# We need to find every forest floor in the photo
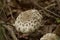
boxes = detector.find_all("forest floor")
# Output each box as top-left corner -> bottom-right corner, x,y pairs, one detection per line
0,0 -> 60,40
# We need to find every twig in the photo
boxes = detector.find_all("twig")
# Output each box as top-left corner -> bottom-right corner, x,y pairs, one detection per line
39,10 -> 56,18
2,24 -> 18,40
2,28 -> 12,40
53,24 -> 60,36
55,0 -> 60,10
31,0 -> 60,18
45,3 -> 56,9
5,4 -> 16,23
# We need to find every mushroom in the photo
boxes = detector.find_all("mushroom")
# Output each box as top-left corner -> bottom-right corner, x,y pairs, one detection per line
13,9 -> 43,34
40,33 -> 60,40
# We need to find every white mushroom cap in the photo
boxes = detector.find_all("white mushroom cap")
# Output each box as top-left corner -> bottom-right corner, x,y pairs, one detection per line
40,33 -> 60,40
14,9 -> 42,34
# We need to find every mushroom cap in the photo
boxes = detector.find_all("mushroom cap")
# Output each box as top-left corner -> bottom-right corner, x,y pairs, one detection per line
40,33 -> 60,40
14,9 -> 42,34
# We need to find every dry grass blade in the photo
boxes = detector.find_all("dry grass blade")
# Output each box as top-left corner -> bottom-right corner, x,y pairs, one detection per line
2,24 -> 18,40
45,3 -> 56,9
53,25 -> 60,36
31,0 -> 60,18
55,0 -> 60,10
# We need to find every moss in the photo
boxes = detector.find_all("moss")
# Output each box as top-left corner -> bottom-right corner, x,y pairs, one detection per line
0,24 -> 6,40
56,18 -> 60,23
